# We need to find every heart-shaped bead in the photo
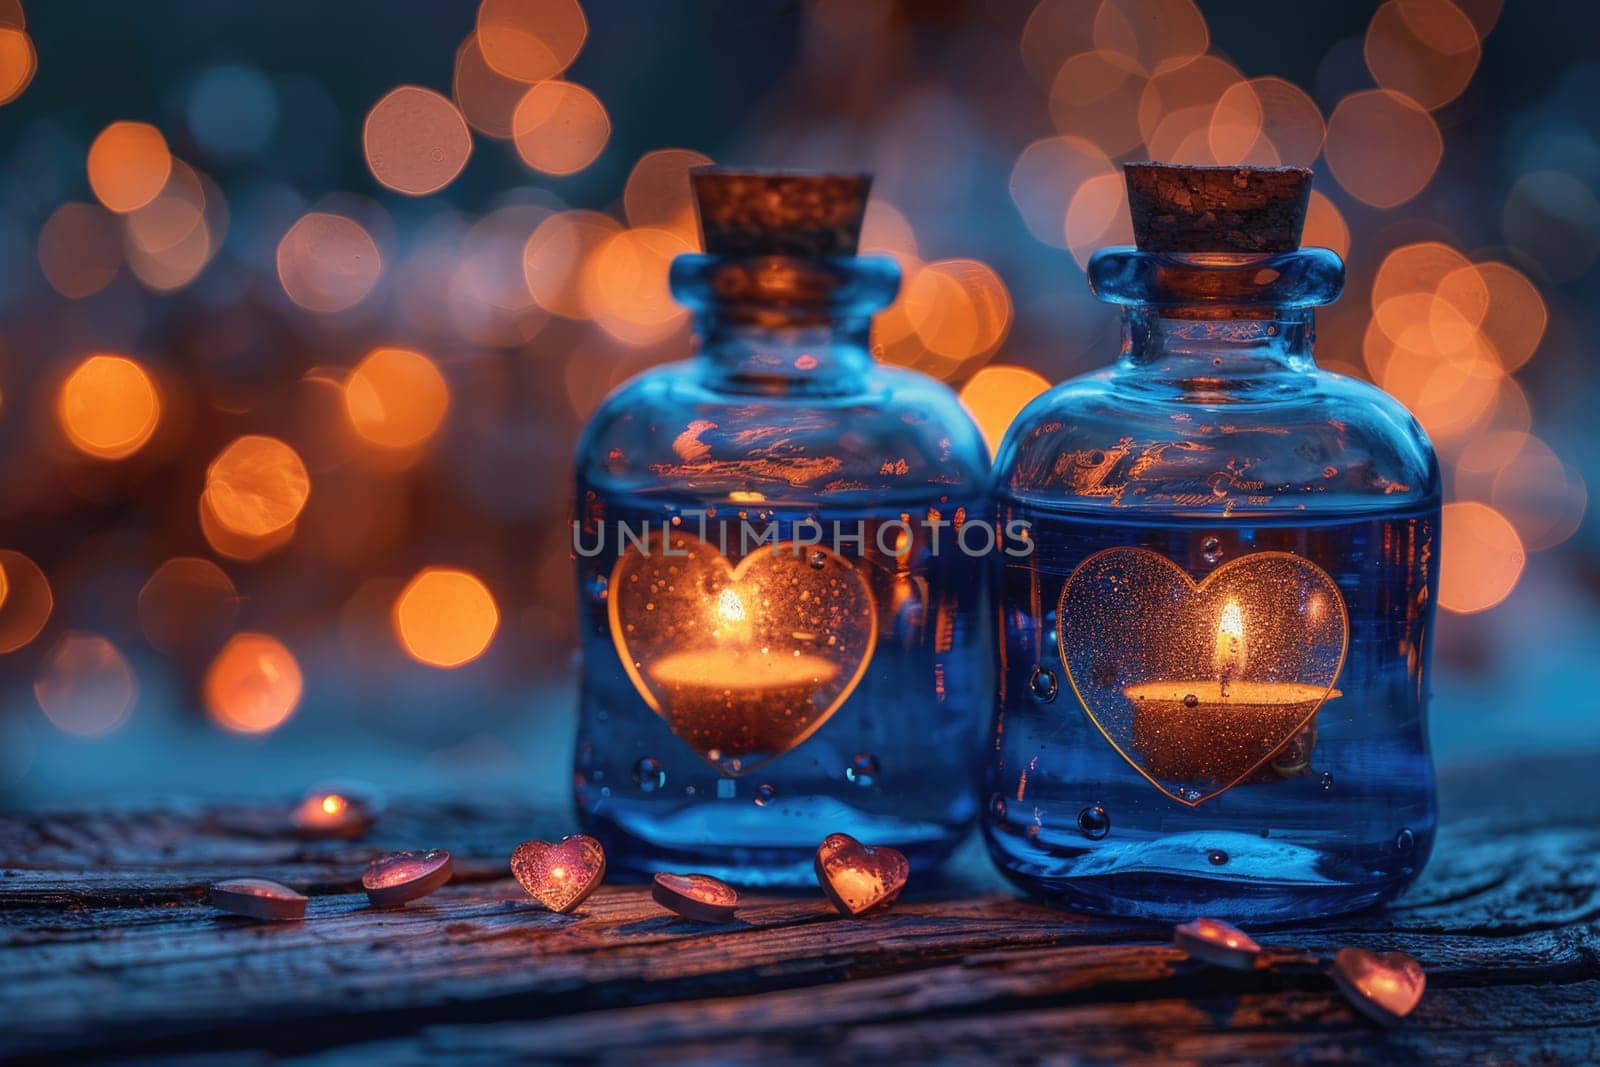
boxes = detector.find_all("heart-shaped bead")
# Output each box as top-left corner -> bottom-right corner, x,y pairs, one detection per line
209,877 -> 307,921
1330,947 -> 1426,1024
814,832 -> 908,916
510,835 -> 606,914
1059,547 -> 1347,805
363,849 -> 453,908
652,872 -> 739,923
609,531 -> 877,776
1173,917 -> 1261,971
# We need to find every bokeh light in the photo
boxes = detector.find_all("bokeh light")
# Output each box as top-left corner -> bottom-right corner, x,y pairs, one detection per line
1092,0 -> 1208,76
204,435 -> 311,537
1439,501 -> 1525,614
476,0 -> 587,83
56,354 -> 162,460
86,121 -> 172,215
344,347 -> 451,450
393,567 -> 499,668
1302,190 -> 1350,260
453,33 -> 527,140
276,212 -> 382,312
34,634 -> 137,738
581,226 -> 692,344
363,86 -> 472,197
623,148 -> 713,246
523,209 -> 620,318
138,557 -> 239,657
1324,90 -> 1441,208
38,202 -> 122,298
960,365 -> 1052,454
0,25 -> 36,106
0,550 -> 51,654
511,80 -> 609,176
204,632 -> 303,734
1364,0 -> 1481,111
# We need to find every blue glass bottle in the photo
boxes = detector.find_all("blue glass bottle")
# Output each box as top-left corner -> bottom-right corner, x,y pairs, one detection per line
984,165 -> 1440,923
573,171 -> 990,885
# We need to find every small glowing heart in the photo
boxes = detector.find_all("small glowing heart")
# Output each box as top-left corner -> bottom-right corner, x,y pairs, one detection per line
609,531 -> 876,776
1059,547 -> 1347,806
1330,947 -> 1426,1024
510,835 -> 606,914
814,832 -> 908,916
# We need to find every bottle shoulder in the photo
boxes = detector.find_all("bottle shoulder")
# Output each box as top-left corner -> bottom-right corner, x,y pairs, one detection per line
994,365 -> 1440,516
576,360 -> 990,503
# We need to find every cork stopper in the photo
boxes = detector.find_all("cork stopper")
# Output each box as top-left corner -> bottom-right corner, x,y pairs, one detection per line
1125,163 -> 1311,254
691,168 -> 871,258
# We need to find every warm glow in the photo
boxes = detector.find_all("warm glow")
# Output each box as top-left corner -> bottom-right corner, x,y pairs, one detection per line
204,435 -> 311,537
1213,598 -> 1247,680
523,210 -> 621,319
1092,0 -> 1209,76
1048,50 -> 1146,156
959,365 -> 1052,455
453,33 -> 528,140
1364,0 -> 1481,111
1325,90 -> 1442,208
138,557 -> 239,655
1439,501 -> 1524,614
0,27 -> 36,106
86,121 -> 172,214
581,226 -> 692,343
35,634 -> 137,738
904,259 -> 1013,372
393,567 -> 499,669
1065,170 -> 1133,268
363,85 -> 472,197
276,212 -> 382,312
623,148 -> 713,245
57,355 -> 161,460
204,632 -> 303,734
199,493 -> 297,561
511,80 -> 609,176
1010,135 -> 1116,250
476,0 -> 588,83
1440,261 -> 1546,371
716,587 -> 748,625
37,202 -> 122,298
1210,77 -> 1325,168
344,347 -> 451,449
123,162 -> 220,293
321,794 -> 346,816
0,550 -> 51,654
1302,190 -> 1350,261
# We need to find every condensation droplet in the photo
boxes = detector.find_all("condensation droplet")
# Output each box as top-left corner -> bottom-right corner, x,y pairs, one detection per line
1394,828 -> 1415,852
808,551 -> 827,570
1320,771 -> 1335,793
753,783 -> 776,806
1182,692 -> 1199,708
1202,536 -> 1222,564
1077,804 -> 1110,840
1208,849 -> 1229,866
632,756 -> 664,793
1030,667 -> 1058,702
847,753 -> 879,787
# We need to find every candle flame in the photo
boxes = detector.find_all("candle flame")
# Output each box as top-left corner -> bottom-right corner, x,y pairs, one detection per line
1213,598 -> 1247,686
320,794 -> 346,816
716,588 -> 746,624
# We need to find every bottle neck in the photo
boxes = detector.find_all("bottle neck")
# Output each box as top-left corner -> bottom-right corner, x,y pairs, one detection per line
1090,246 -> 1342,393
1121,307 -> 1316,375
670,253 -> 899,397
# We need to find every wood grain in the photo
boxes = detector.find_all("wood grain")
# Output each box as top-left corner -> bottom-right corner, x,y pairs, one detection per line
1,756 -> 1596,1064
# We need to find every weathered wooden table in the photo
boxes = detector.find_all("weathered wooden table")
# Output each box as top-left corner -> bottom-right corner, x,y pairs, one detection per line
3,752 -> 1597,1064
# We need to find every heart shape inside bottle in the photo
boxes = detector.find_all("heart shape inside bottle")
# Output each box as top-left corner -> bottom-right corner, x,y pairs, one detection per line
510,835 -> 606,914
609,530 -> 877,776
1330,947 -> 1426,1023
1059,547 -> 1347,806
814,832 -> 909,916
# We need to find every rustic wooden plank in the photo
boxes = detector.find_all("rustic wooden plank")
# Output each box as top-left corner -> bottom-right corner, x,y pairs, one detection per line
1,754 -> 1596,1063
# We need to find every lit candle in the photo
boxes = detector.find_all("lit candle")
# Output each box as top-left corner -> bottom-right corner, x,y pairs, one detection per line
1124,600 -> 1340,789
291,790 -> 376,839
641,585 -> 843,775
